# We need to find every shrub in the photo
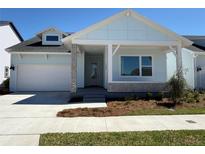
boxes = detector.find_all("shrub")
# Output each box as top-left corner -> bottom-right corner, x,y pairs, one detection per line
2,78 -> 9,89
182,90 -> 200,103
0,78 -> 10,94
155,92 -> 164,101
146,92 -> 153,100
167,71 -> 186,103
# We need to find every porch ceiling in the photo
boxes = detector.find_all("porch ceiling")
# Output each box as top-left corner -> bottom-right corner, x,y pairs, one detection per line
79,45 -> 105,53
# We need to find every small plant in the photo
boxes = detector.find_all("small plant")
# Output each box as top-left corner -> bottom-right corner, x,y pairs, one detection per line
167,70 -> 186,103
146,92 -> 153,100
124,94 -> 137,101
155,92 -> 164,101
182,90 -> 200,103
0,78 -> 10,94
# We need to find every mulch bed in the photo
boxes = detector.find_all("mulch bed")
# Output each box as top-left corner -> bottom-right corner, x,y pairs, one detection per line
57,98 -> 205,117
57,100 -> 157,117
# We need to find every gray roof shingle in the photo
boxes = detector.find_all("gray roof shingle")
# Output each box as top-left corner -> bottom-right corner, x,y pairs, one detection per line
6,36 -> 70,53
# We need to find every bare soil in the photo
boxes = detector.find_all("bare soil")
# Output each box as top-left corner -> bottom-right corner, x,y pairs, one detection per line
57,98 -> 205,117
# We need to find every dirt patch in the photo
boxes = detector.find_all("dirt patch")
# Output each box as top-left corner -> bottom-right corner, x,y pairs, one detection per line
57,100 -> 157,117
57,97 -> 205,117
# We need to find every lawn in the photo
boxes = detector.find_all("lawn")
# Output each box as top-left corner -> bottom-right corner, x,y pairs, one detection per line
39,130 -> 205,146
127,107 -> 205,115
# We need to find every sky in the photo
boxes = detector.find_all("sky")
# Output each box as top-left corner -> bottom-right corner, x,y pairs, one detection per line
0,8 -> 205,40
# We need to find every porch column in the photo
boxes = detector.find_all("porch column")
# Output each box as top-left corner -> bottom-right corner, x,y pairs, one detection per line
176,44 -> 183,76
71,44 -> 77,93
107,44 -> 113,83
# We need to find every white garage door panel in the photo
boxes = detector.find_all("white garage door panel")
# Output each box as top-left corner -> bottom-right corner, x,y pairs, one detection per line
17,65 -> 70,91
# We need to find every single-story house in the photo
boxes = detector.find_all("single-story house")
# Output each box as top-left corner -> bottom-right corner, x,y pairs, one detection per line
6,9 -> 205,97
0,21 -> 23,87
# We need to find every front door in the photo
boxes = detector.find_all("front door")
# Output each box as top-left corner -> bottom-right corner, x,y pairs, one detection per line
85,53 -> 103,87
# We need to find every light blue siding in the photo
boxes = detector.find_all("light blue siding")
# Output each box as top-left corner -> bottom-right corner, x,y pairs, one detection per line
76,16 -> 175,41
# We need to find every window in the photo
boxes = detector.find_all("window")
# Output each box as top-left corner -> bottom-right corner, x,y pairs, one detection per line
4,66 -> 9,78
91,63 -> 97,79
46,35 -> 59,41
121,56 -> 140,76
141,56 -> 152,76
120,56 -> 152,77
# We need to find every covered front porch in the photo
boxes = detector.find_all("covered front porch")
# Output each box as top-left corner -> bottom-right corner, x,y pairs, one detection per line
70,40 -> 183,93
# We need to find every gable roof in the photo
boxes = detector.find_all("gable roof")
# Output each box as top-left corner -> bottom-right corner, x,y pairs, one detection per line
6,36 -> 70,53
36,27 -> 69,38
0,21 -> 24,42
63,9 -> 193,47
184,35 -> 205,47
6,28 -> 72,53
184,35 -> 205,52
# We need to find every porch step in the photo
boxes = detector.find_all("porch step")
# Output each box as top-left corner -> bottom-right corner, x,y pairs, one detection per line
83,94 -> 106,102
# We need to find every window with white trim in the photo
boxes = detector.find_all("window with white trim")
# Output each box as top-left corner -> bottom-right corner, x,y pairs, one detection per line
46,35 -> 59,41
120,56 -> 152,77
121,56 -> 140,76
4,66 -> 9,78
141,56 -> 152,76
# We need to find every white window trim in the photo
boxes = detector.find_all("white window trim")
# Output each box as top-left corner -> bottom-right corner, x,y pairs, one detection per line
119,54 -> 153,78
141,56 -> 153,77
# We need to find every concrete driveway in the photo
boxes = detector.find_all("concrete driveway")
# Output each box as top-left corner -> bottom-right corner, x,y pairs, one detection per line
0,92 -> 107,145
1,92 -> 70,105
0,92 -> 107,118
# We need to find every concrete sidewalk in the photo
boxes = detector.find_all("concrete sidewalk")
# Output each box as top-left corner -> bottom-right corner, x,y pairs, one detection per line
0,115 -> 205,145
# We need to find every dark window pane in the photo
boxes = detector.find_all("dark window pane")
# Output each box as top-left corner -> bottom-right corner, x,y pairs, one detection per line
121,56 -> 139,76
142,67 -> 152,76
46,36 -> 59,41
91,63 -> 97,79
142,56 -> 152,66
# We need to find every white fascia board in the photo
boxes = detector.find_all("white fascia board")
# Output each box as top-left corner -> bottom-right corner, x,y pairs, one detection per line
9,52 -> 71,55
72,39 -> 180,46
193,52 -> 205,55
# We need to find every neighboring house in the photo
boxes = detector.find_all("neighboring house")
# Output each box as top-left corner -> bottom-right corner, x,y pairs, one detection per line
6,9 -> 205,94
184,36 -> 205,89
0,21 -> 23,87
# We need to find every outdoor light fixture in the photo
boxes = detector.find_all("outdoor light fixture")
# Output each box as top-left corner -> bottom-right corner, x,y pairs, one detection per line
10,65 -> 15,71
197,66 -> 202,72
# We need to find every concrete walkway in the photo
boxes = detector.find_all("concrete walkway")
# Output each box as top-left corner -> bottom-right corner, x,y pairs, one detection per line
0,93 -> 205,145
0,115 -> 205,145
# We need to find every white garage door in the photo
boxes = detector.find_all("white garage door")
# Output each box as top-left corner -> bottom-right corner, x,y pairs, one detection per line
17,64 -> 70,91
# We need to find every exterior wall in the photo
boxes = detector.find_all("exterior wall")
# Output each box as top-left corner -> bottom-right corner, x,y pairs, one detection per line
108,82 -> 167,92
166,48 -> 195,89
166,51 -> 176,81
77,52 -> 84,88
182,48 -> 195,89
0,25 -> 21,85
195,55 -> 205,89
112,46 -> 167,82
76,15 -> 174,41
104,47 -> 108,88
10,53 -> 71,91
